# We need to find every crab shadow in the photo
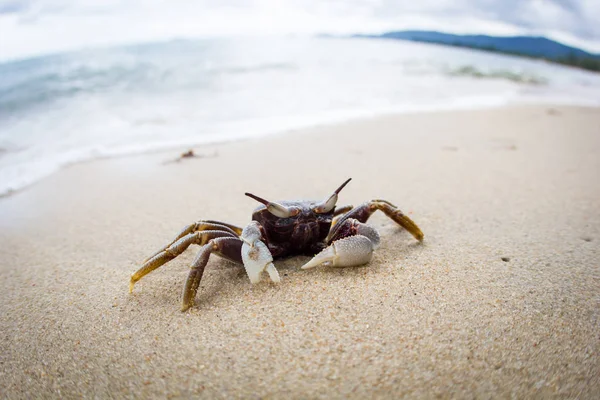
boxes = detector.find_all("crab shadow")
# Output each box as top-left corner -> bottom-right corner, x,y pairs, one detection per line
126,229 -> 425,312
204,232 -> 424,305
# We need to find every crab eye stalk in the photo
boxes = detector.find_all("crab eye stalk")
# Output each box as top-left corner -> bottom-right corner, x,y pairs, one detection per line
314,178 -> 352,214
245,192 -> 299,218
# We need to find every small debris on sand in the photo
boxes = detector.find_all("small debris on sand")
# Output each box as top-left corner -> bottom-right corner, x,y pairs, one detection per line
163,149 -> 218,165
180,150 -> 196,158
442,146 -> 459,151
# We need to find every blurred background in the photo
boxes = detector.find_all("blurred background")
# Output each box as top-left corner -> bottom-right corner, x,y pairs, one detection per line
1,0 -> 600,197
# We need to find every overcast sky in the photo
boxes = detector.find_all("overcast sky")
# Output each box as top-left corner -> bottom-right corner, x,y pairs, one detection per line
1,0 -> 600,62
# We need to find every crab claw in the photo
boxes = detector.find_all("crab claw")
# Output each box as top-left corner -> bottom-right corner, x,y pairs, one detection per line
301,235 -> 374,270
242,241 -> 280,284
241,222 -> 280,284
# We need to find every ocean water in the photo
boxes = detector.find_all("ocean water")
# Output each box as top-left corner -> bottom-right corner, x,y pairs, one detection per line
1,36 -> 600,196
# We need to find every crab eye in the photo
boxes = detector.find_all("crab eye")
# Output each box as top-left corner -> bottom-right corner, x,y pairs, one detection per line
245,192 -> 299,218
267,203 -> 300,218
314,178 -> 352,214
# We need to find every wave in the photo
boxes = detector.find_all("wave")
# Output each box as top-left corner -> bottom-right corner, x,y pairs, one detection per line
215,63 -> 296,75
0,46 -> 297,116
447,65 -> 549,85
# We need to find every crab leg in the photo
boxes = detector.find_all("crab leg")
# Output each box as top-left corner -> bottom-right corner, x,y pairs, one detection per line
130,230 -> 237,293
143,220 -> 242,263
202,220 -> 244,236
182,237 -> 243,311
328,199 -> 423,242
331,204 -> 354,227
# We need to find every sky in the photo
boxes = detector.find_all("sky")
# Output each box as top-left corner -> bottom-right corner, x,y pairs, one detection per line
1,0 -> 600,62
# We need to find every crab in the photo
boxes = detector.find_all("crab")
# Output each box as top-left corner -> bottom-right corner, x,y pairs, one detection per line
130,178 -> 424,311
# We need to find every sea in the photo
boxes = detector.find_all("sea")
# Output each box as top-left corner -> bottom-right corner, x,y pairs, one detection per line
1,36 -> 600,197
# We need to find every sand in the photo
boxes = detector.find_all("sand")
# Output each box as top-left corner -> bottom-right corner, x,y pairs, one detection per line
0,106 -> 599,398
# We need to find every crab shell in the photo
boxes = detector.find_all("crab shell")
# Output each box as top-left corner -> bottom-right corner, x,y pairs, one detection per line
250,200 -> 336,258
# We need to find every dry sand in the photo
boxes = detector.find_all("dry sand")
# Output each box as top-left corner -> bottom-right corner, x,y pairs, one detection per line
0,106 -> 599,398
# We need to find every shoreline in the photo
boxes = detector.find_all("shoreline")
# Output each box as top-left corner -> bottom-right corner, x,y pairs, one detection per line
2,102 -> 598,200
1,105 -> 599,398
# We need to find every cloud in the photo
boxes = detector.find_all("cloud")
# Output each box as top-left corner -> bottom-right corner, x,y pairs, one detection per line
0,0 -> 31,14
1,0 -> 599,62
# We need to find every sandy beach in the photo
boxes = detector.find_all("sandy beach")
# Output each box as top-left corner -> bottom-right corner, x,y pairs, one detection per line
0,106 -> 599,398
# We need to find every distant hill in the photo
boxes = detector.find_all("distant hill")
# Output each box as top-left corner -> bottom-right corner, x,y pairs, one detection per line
354,31 -> 600,72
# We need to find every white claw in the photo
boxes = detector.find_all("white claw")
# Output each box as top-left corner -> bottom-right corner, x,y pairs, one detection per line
301,235 -> 374,270
241,240 -> 279,284
266,263 -> 281,283
241,221 -> 262,246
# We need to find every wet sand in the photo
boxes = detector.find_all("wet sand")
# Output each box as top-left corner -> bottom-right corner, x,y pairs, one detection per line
1,106 -> 599,398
